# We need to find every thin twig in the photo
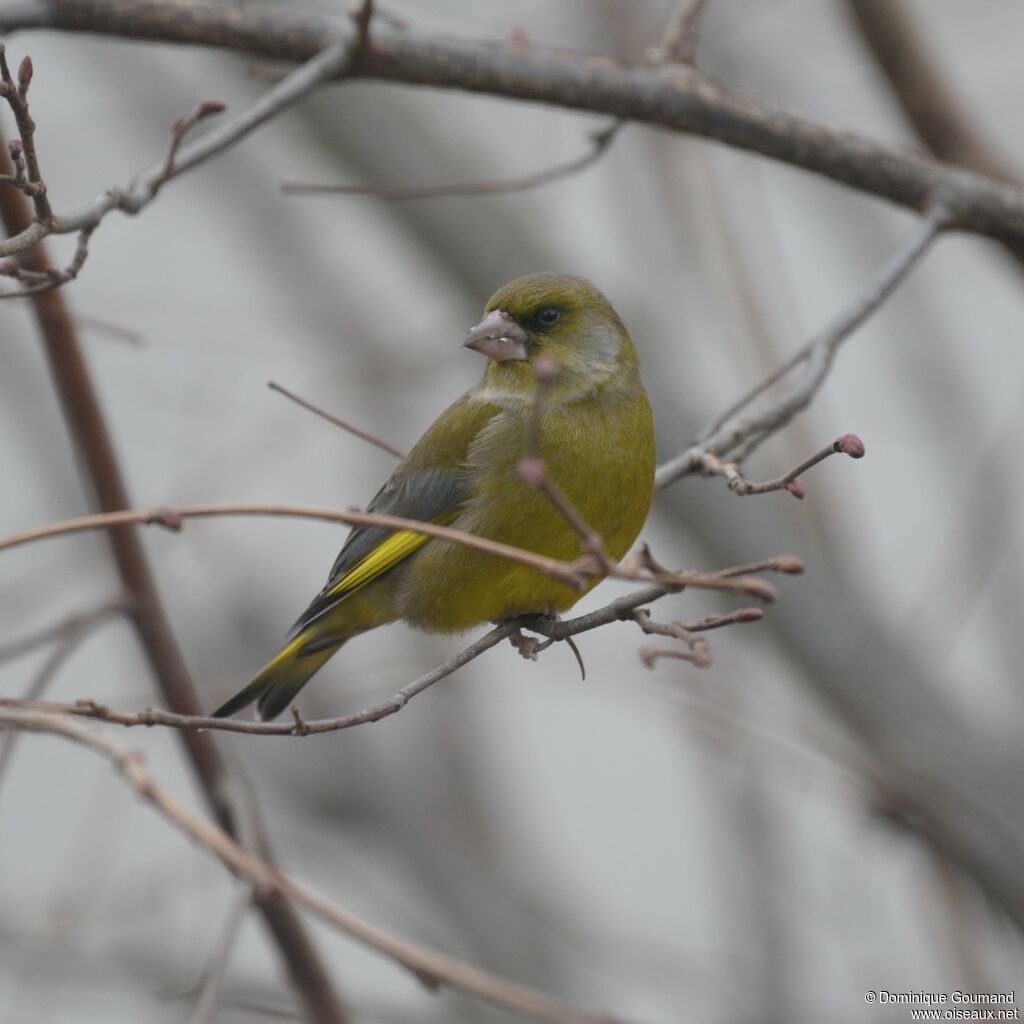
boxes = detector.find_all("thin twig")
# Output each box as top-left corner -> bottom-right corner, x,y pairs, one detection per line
517,357 -> 613,570
0,599 -> 126,791
0,501 -> 789,600
3,4 -> 1019,244
0,503 -> 587,589
281,123 -> 620,201
0,125 -> 350,1022
1,623 -> 517,736
187,881 -> 253,1024
653,0 -> 714,64
655,199 -> 948,491
268,380 -> 405,458
0,598 -> 128,664
632,608 -> 711,668
0,708 -> 627,1024
696,433 -> 866,499
0,44 -> 52,221
0,554 -> 799,737
0,32 -> 359,290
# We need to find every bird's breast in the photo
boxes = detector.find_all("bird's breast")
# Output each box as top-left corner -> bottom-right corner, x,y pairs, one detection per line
394,385 -> 655,633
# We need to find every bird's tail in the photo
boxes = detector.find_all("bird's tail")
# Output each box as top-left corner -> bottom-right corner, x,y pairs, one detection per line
213,631 -> 345,721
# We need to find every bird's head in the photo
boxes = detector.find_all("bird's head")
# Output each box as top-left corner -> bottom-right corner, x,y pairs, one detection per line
465,273 -> 639,400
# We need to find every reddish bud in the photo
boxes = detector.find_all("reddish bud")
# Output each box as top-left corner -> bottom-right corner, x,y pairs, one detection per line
639,647 -> 659,670
735,607 -> 765,623
17,55 -> 32,89
8,139 -> 22,158
532,355 -> 560,383
171,115 -> 186,135
0,260 -> 19,276
517,455 -> 546,488
775,555 -> 805,575
738,577 -> 778,602
834,433 -> 865,459
507,27 -> 529,48
197,99 -> 226,119
786,479 -> 806,500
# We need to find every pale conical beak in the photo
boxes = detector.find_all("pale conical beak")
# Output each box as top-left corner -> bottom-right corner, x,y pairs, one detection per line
463,309 -> 529,362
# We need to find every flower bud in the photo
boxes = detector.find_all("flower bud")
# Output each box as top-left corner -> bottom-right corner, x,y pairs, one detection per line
834,433 -> 865,458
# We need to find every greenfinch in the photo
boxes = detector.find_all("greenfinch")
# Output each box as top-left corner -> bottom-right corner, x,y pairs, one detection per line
214,273 -> 655,720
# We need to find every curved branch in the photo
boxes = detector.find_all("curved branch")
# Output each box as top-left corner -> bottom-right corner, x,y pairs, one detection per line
3,0 -> 1024,245
0,502 -> 783,600
0,708 -> 627,1024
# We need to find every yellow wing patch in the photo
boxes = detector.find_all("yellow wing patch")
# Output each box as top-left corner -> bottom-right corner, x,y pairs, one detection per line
325,528 -> 432,601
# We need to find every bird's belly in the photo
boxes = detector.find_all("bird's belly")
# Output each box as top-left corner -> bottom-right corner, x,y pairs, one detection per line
393,423 -> 654,633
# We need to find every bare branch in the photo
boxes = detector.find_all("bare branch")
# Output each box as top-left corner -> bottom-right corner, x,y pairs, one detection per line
653,0 -> 714,65
187,881 -> 253,1024
5,2 -> 1024,245
281,122 -> 620,201
0,553 -> 801,737
0,598 -> 126,791
0,44 -> 52,221
0,225 -> 93,298
0,122 -> 350,1023
0,708 -> 628,1024
268,380 -> 406,458
0,502 -> 791,601
655,200 -> 948,491
0,32 -> 359,289
632,608 -> 711,667
2,622 -> 516,736
0,598 -> 128,664
0,502 -> 588,590
696,432 -> 866,499
154,98 -> 227,189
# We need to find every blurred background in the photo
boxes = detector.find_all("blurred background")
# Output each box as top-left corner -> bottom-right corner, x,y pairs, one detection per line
2,1 -> 1024,1021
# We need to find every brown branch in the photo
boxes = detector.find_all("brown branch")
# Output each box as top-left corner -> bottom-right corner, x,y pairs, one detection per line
0,132 -> 349,1022
4,2 -> 1024,246
0,44 -> 52,221
3,622 -> 518,736
517,356 -> 614,572
0,708 -> 628,1024
632,608 -> 711,668
154,98 -> 227,188
0,554 -> 803,737
656,199 -> 947,491
0,501 -> 790,602
847,0 -> 1024,277
653,0 -> 714,65
696,432 -> 866,499
847,0 -> 1017,186
0,502 -> 588,590
0,224 -> 93,298
0,598 -> 126,791
0,598 -> 128,664
0,30 -> 359,290
268,380 -> 406,458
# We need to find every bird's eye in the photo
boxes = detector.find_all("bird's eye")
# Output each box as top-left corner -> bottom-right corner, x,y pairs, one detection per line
534,306 -> 561,327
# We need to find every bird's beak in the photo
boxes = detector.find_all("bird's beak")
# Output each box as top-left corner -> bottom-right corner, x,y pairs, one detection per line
463,309 -> 529,362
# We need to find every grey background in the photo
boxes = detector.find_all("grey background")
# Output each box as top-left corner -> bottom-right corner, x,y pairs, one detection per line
2,2 -> 1023,1022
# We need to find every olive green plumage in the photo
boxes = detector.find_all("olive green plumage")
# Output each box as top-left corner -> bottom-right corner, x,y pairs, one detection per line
214,273 -> 655,721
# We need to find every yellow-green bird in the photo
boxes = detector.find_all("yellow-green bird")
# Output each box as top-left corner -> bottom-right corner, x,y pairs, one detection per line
214,273 -> 655,720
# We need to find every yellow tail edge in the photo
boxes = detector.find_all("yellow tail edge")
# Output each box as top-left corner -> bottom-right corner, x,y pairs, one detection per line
212,631 -> 343,721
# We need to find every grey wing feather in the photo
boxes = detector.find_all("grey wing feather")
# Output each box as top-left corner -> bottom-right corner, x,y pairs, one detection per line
286,464 -> 468,638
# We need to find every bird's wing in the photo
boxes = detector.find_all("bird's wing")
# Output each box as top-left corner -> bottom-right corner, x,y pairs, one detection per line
288,392 -> 496,637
